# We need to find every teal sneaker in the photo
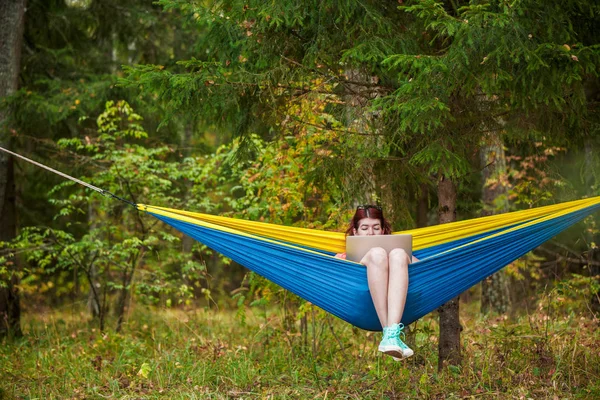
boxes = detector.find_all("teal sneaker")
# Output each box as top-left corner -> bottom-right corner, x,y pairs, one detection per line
378,323 -> 414,360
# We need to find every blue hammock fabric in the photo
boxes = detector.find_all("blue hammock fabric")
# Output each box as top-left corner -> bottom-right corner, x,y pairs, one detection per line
149,201 -> 600,331
2,146 -> 594,331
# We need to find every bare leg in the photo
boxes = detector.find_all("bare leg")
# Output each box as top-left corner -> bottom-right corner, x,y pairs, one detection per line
387,248 -> 410,325
362,247 -> 413,360
361,247 -> 389,327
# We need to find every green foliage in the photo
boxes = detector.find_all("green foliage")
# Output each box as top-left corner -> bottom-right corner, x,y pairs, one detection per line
0,0 -> 207,243
0,302 -> 598,398
1,100 -> 210,330
410,141 -> 471,178
123,0 -> 600,220
506,143 -> 567,208
2,0 -> 599,364
182,89 -> 381,322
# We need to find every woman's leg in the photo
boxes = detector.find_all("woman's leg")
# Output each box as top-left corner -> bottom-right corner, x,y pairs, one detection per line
387,248 -> 410,325
360,247 -> 389,327
363,247 -> 413,359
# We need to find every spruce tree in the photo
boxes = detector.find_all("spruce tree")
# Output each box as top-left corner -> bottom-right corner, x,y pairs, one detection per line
1,0 -> 203,329
112,0 -> 600,366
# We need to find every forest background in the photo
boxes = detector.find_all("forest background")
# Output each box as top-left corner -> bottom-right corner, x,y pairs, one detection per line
0,0 -> 599,398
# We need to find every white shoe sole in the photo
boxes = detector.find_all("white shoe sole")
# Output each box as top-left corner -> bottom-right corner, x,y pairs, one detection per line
378,345 -> 404,359
402,348 -> 414,358
378,345 -> 414,360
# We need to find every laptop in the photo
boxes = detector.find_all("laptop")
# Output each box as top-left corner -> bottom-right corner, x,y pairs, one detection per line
345,234 -> 412,263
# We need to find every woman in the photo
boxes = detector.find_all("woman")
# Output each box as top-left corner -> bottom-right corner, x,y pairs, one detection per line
337,205 -> 414,360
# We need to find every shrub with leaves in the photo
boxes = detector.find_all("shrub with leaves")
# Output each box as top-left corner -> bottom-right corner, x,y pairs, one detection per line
1,101 -> 208,331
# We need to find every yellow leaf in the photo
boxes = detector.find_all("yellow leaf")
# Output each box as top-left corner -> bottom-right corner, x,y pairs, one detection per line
137,362 -> 151,379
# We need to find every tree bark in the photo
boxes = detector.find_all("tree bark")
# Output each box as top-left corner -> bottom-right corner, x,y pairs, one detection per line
437,174 -> 461,369
583,78 -> 600,315
0,0 -> 26,339
0,155 -> 21,338
342,68 -> 377,202
480,131 -> 511,315
181,121 -> 194,255
87,202 -> 101,318
115,272 -> 129,333
416,183 -> 429,228
584,137 -> 600,314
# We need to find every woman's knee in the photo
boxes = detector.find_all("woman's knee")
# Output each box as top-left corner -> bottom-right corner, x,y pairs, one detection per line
389,248 -> 410,264
364,247 -> 388,265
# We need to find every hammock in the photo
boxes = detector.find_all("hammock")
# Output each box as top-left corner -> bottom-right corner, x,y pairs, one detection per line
138,197 -> 600,331
1,146 -> 597,331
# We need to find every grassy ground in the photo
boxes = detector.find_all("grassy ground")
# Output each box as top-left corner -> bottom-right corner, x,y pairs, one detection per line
1,300 -> 599,399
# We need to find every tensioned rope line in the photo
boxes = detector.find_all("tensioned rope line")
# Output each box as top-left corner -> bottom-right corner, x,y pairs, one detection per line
0,145 -> 138,208
3,146 -> 600,330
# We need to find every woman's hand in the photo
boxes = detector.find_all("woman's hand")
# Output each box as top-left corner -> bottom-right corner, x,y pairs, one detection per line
335,253 -> 347,259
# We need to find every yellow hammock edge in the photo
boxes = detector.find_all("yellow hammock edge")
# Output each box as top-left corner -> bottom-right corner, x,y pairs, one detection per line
138,196 -> 600,254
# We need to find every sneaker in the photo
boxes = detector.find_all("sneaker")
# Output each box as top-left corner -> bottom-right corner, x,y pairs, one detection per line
378,323 -> 414,360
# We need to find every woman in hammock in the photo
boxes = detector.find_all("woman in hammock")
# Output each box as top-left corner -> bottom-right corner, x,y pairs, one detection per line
337,205 -> 414,360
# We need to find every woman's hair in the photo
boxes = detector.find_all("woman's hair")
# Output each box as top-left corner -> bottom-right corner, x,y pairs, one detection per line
345,205 -> 392,236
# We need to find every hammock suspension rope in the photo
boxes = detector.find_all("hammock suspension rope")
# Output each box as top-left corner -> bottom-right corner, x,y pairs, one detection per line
0,145 -> 137,208
2,145 -> 599,331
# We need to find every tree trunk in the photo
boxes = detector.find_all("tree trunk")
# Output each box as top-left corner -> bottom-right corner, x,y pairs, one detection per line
583,78 -> 600,315
480,131 -> 511,315
584,137 -> 600,314
437,174 -> 461,369
0,0 -> 26,339
115,261 -> 134,333
87,202 -> 101,317
115,281 -> 128,333
181,121 -> 194,255
0,155 -> 21,338
416,183 -> 429,228
342,68 -> 377,202
115,251 -> 143,332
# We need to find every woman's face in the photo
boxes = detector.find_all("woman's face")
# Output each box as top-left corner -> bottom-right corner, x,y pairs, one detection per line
353,217 -> 383,236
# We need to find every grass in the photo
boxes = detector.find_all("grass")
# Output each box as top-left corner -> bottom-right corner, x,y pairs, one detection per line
1,299 -> 599,399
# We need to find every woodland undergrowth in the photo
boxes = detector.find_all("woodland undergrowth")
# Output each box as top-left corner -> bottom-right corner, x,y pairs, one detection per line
1,296 -> 598,399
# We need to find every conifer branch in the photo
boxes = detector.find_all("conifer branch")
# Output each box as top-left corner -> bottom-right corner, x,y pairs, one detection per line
279,55 -> 394,90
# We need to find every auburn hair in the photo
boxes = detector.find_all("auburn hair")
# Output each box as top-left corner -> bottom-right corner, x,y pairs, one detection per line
345,205 -> 392,236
